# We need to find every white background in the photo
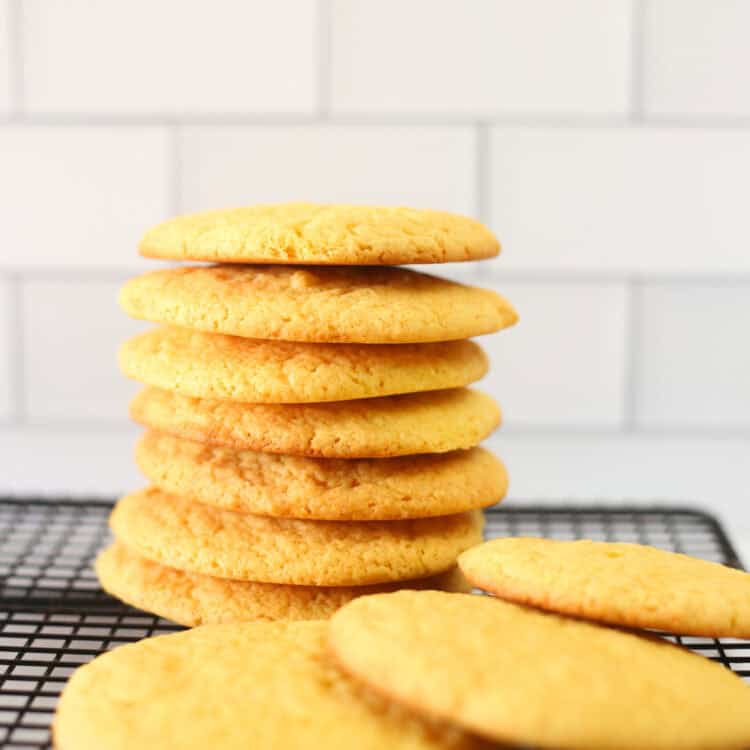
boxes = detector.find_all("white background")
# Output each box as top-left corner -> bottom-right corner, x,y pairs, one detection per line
1,1 -> 749,550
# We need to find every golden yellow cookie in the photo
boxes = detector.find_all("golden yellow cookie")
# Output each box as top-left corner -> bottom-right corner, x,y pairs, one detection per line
119,265 -> 517,344
120,326 -> 488,403
54,621 -> 482,750
96,542 -> 471,627
329,591 -> 750,750
110,488 -> 484,586
459,537 -> 750,638
135,431 -> 507,521
130,387 -> 500,458
139,202 -> 499,266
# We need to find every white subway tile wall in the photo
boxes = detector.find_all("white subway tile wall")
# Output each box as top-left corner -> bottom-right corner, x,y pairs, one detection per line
634,283 -> 750,429
0,279 -> 10,421
0,1 -> 10,114
0,127 -> 171,268
21,280 -> 147,422
21,0 -> 318,115
644,0 -> 750,118
0,428 -> 142,496
331,0 -> 633,116
179,126 -> 478,216
489,127 -> 750,274
490,433 -> 750,530
479,282 -> 629,427
1,1 -> 749,537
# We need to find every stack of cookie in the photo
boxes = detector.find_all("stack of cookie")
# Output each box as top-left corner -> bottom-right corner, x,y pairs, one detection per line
99,203 -> 518,626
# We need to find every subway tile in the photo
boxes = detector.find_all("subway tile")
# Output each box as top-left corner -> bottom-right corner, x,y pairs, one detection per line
179,125 -> 477,216
0,427 -> 141,496
491,432 -> 750,536
478,281 -> 628,427
0,127 -> 169,269
644,0 -> 750,118
489,128 -> 750,274
0,1 -> 10,114
0,279 -> 11,420
634,283 -> 750,428
22,280 -> 148,422
331,0 -> 632,116
22,0 -> 316,115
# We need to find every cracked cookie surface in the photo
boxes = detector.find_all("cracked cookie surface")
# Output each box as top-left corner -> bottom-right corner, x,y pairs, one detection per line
130,387 -> 501,458
119,326 -> 488,403
139,202 -> 499,265
329,591 -> 750,750
96,542 -> 471,626
110,488 -> 484,586
54,620 -> 483,750
136,431 -> 506,520
459,537 -> 750,638
119,264 -> 517,343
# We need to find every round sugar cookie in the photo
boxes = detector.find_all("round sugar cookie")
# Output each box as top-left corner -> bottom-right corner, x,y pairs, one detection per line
96,543 -> 471,627
329,591 -> 750,750
130,387 -> 501,458
54,620 -> 482,750
458,537 -> 750,638
135,431 -> 507,520
119,265 -> 517,344
110,488 -> 484,586
119,326 -> 489,403
139,202 -> 499,266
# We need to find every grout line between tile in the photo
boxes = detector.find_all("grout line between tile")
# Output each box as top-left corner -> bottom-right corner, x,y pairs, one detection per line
0,420 -> 138,433
493,424 -> 750,440
316,0 -> 333,118
0,113 -> 750,129
638,116 -> 750,129
0,113 -> 325,127
0,268 -> 145,282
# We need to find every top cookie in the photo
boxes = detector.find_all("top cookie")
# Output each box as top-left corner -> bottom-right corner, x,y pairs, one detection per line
119,265 -> 518,343
329,591 -> 750,750
459,537 -> 750,638
139,203 -> 499,265
54,621 -> 481,750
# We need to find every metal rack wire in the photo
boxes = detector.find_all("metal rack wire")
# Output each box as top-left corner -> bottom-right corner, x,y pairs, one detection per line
0,498 -> 748,749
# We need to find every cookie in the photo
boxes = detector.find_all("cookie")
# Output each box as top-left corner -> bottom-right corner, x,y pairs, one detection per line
96,542 -> 471,627
329,590 -> 750,750
119,265 -> 517,344
54,621 -> 482,750
139,202 -> 499,266
130,387 -> 500,458
120,327 -> 489,403
458,537 -> 750,638
110,488 -> 484,586
135,431 -> 507,520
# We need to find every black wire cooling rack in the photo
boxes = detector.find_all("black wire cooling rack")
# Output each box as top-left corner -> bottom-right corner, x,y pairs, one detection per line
0,498 -> 748,749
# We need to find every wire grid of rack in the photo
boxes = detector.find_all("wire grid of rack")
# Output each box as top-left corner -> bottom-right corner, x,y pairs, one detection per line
0,497 -> 748,749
